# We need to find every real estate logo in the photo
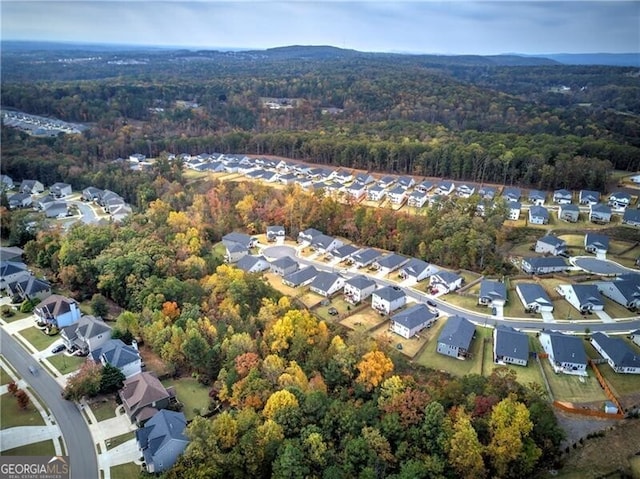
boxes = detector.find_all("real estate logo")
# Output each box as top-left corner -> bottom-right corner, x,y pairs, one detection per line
0,456 -> 69,479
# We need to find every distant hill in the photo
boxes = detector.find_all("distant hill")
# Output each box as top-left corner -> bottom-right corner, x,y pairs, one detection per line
537,53 -> 640,67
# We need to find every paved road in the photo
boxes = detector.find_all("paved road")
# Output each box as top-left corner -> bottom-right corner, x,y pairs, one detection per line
0,329 -> 98,479
263,245 -> 640,334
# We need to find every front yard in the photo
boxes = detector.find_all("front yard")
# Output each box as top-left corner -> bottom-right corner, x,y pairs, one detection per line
19,326 -> 59,351
1,440 -> 56,457
0,392 -> 45,429
47,354 -> 86,375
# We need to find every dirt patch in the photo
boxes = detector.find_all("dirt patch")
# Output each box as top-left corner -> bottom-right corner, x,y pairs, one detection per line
340,310 -> 386,332
369,322 -> 428,359
139,345 -> 171,378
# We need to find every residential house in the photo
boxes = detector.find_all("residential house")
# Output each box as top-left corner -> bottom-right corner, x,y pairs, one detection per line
43,201 -> 68,218
535,235 -> 567,256
391,304 -> 437,339
282,265 -> 318,288
82,186 -> 103,202
19,180 -> 44,194
584,233 -> 609,255
528,205 -> 549,225
269,256 -> 298,277
136,410 -> 189,473
515,283 -> 554,312
591,332 -> 640,374
5,275 -> 51,302
608,192 -> 631,209
309,271 -> 345,297
557,284 -> 605,313
579,190 -> 600,205
415,180 -> 434,193
435,181 -> 455,196
553,189 -> 572,204
350,248 -> 382,268
278,172 -> 297,185
631,330 -> 640,348
507,201 -> 521,220
50,182 -> 72,198
521,256 -> 569,275
387,185 -> 407,205
119,372 -> 175,425
224,243 -> 248,264
436,315 -> 475,360
0,174 -> 14,190
310,234 -> 344,254
378,176 -> 396,188
597,279 -> 640,310
367,184 -> 387,202
528,190 -> 546,205
558,204 -> 580,223
622,209 -> 640,227
0,246 -> 23,262
371,286 -> 406,315
36,194 -> 56,210
236,255 -> 270,274
330,244 -> 359,263
478,186 -> 496,200
430,271 -> 463,294
0,260 -> 29,290
494,326 -> 529,366
456,184 -> 475,198
92,339 -> 142,379
346,182 -> 367,201
399,258 -> 438,282
539,331 -> 588,375
61,315 -> 112,356
589,203 -> 612,224
297,228 -> 323,244
333,169 -> 353,183
478,280 -> 507,306
222,232 -> 255,249
373,253 -> 409,275
502,187 -> 521,203
343,275 -> 377,305
407,190 -> 428,208
353,173 -> 375,186
34,294 -> 81,329
8,192 -> 33,209
396,176 -> 415,189
266,226 -> 285,242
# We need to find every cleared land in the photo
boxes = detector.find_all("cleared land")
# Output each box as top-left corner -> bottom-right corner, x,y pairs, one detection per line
263,272 -> 299,297
369,320 -> 429,359
339,308 -> 387,332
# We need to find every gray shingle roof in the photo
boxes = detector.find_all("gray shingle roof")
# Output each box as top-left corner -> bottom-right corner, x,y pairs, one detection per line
136,410 -> 189,473
433,271 -> 462,285
585,233 -> 609,250
283,265 -> 318,286
375,253 -> 409,270
270,256 -> 298,270
392,304 -> 436,330
571,284 -> 604,308
352,248 -> 382,265
236,255 -> 268,272
529,205 -> 549,220
345,275 -> 376,290
310,271 -> 342,294
438,315 -> 475,350
222,232 -> 253,248
92,339 -> 140,368
495,326 -> 529,362
516,283 -> 552,307
523,256 -> 568,269
373,285 -> 406,302
591,332 -> 640,369
480,280 -> 507,302
332,244 -> 359,259
311,234 -> 337,250
546,332 -> 587,365
537,235 -> 566,248
401,258 -> 432,277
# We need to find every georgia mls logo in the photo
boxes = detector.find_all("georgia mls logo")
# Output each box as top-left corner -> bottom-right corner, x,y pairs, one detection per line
0,456 -> 69,479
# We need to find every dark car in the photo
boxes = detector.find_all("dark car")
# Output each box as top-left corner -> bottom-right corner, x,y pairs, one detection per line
51,344 -> 66,354
426,300 -> 437,308
328,307 -> 339,316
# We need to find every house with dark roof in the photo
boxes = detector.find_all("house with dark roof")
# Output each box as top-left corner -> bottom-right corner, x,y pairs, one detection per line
346,181 -> 367,201
535,235 -> 567,256
399,258 -> 438,282
371,286 -> 406,315
0,246 -> 23,262
591,332 -> 640,374
415,180 -> 434,193
429,271 -> 463,294
136,410 -> 189,473
224,242 -> 248,263
478,186 -> 496,200
91,339 -> 142,378
269,256 -> 298,277
407,190 -> 428,208
456,184 -> 475,198
367,184 -> 387,202
397,176 -> 415,189
553,189 -> 572,204
266,226 -> 285,242
343,275 -> 377,304
8,192 -> 33,209
503,187 -> 521,203
579,190 -> 600,206
19,180 -> 44,194
332,169 -> 353,184
589,203 -> 612,224
528,205 -> 549,225
34,294 -> 81,329
297,228 -> 323,244
0,174 -> 14,190
378,176 -> 396,188
61,315 -> 112,356
391,304 -> 437,339
330,244 -> 359,262
558,204 -> 580,223
436,315 -> 475,360
236,255 -> 270,274
608,191 -> 631,209
558,284 -> 605,313
597,279 -> 640,310
528,190 -> 546,205
222,232 -> 255,249
50,182 -> 72,198
0,260 -> 29,290
521,256 -> 569,275
282,265 -> 318,288
310,234 -> 344,254
507,201 -> 521,220
494,326 -> 529,366
353,173 -> 375,186
435,181 -> 455,196
515,283 -> 553,313
622,209 -> 640,227
350,248 -> 382,268
585,233 -> 609,255
373,253 -> 409,275
119,372 -> 175,425
82,186 -> 103,202
43,201 -> 68,218
540,331 -> 588,375
5,275 -> 51,302
387,185 -> 408,204
309,271 -> 345,297
478,280 -> 507,306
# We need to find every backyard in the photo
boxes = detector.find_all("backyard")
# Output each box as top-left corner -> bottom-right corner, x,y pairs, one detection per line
313,296 -> 353,322
339,308 -> 387,333
369,320 -> 431,359
481,334 -> 545,389
263,272 -> 299,297
540,359 -> 607,404
162,377 -> 211,420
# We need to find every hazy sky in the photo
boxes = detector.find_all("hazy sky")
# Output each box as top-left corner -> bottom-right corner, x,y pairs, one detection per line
2,1 -> 639,55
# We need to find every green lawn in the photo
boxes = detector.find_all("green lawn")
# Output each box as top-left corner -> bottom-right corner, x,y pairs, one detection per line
1,440 -> 56,456
1,309 -> 34,323
1,366 -> 13,386
315,296 -> 353,322
0,393 -> 45,429
111,462 -> 142,479
106,431 -> 135,450
19,326 -> 59,351
439,293 -> 486,314
162,377 -> 210,420
481,332 -> 545,389
540,360 -> 607,403
590,339 -> 640,397
48,354 -> 86,375
90,398 -> 119,422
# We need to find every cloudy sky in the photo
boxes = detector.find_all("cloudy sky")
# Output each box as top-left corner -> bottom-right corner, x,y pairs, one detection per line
2,1 -> 638,55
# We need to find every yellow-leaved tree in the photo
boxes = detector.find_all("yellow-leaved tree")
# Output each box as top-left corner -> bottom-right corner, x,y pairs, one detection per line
263,389 -> 300,420
355,350 -> 394,390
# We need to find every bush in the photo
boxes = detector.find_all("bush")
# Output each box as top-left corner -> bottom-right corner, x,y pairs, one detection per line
20,299 -> 35,313
1,306 -> 15,318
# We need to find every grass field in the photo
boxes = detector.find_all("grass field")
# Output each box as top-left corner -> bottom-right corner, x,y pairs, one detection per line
369,321 -> 428,359
0,366 -> 12,386
0,393 -> 45,429
339,308 -> 387,332
482,336 -> 545,389
90,397 -> 119,422
48,354 -> 86,375
439,293 -> 487,314
111,463 -> 142,479
1,310 -> 34,323
314,296 -> 352,322
106,431 -> 135,450
588,338 -> 640,397
19,326 -> 59,351
540,360 -> 607,404
162,377 -> 210,420
298,291 -> 325,308
263,272 -> 299,297
1,440 -> 56,456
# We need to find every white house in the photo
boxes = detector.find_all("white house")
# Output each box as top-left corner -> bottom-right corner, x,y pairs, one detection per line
236,255 -> 270,274
346,182 -> 367,201
350,248 -> 382,268
579,190 -> 600,205
553,189 -> 572,204
282,265 -> 318,288
430,271 -> 463,294
399,258 -> 438,282
584,233 -> 609,257
622,209 -> 640,227
435,181 -> 455,196
371,286 -> 406,315
50,182 -> 72,198
558,204 -> 580,223
330,244 -> 359,262
391,304 -> 437,339
34,294 -> 81,329
387,185 -> 407,204
608,192 -> 631,210
535,235 -> 567,256
310,234 -> 344,254
589,203 -> 612,224
597,280 -> 640,310
269,256 -> 298,276
507,202 -> 521,220
528,205 -> 549,225
309,271 -> 345,297
297,228 -> 323,244
407,190 -> 428,208
373,253 -> 409,275
493,326 -> 529,366
528,190 -> 546,205
631,330 -> 640,348
502,187 -> 521,203
539,331 -> 587,376
515,283 -> 554,313
343,275 -> 377,305
557,284 -> 605,313
436,315 -> 475,360
266,226 -> 285,243
591,332 -> 640,374
478,279 -> 507,306
521,256 -> 569,275
456,184 -> 475,198
367,184 -> 387,202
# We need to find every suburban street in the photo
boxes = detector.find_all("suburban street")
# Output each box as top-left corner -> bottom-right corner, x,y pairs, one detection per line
263,245 -> 640,334
0,329 -> 98,479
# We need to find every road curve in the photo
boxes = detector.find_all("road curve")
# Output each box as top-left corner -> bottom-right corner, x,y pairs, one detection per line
0,329 -> 98,479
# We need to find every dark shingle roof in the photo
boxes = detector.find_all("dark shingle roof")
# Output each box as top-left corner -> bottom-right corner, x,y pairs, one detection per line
283,265 -> 318,286
591,332 -> 640,369
345,275 -> 376,290
479,280 -> 507,301
516,283 -> 552,307
495,326 -> 529,362
546,332 -> 587,365
373,285 -> 406,302
392,304 -> 436,330
310,271 -> 342,293
438,315 -> 475,350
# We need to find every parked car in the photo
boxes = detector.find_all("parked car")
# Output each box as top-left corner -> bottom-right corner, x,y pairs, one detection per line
426,300 -> 437,308
51,344 -> 66,354
328,307 -> 339,316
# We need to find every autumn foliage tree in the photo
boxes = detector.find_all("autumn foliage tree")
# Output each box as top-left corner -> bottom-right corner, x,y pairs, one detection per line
64,361 -> 103,401
15,389 -> 30,410
355,350 -> 394,391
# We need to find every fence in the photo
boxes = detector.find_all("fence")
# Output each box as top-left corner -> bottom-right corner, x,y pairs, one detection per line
589,359 -> 624,413
553,400 -> 624,419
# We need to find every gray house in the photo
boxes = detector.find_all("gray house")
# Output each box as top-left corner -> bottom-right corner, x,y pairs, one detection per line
585,233 -> 609,255
61,315 -> 112,356
494,326 -> 529,366
479,280 -> 507,306
591,332 -> 640,374
269,256 -> 298,276
19,180 -> 44,194
539,331 -> 588,375
343,275 -> 378,305
579,190 -> 600,205
236,255 -> 270,274
521,256 -> 569,275
373,253 -> 409,275
597,279 -> 640,310
558,204 -> 580,223
282,265 -> 318,288
399,258 -> 438,282
515,283 -> 554,313
436,315 -> 475,360
309,271 -> 345,297
503,187 -> 521,202
91,339 -> 142,379
558,284 -> 605,313
310,234 -> 344,254
391,304 -> 437,339
8,192 -> 33,209
589,203 -> 613,224
330,244 -> 359,262
5,275 -> 51,302
266,225 -> 285,242
50,182 -> 72,198
350,248 -> 382,268
430,271 -> 463,293
43,201 -> 68,218
136,410 -> 189,474
535,235 -> 567,256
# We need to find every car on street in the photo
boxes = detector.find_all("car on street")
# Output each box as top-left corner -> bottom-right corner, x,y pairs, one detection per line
426,300 -> 437,307
51,344 -> 66,354
28,365 -> 38,375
